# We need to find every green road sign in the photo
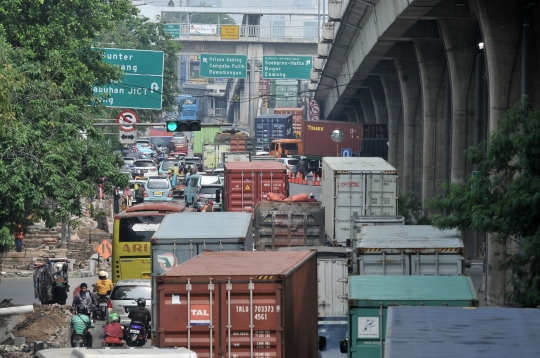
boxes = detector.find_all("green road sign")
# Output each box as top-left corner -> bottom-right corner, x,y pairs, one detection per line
262,55 -> 313,79
92,48 -> 164,110
92,74 -> 163,110
200,54 -> 247,78
164,24 -> 181,39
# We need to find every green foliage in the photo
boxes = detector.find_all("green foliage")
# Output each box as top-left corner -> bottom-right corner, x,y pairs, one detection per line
398,188 -> 431,225
427,102 -> 540,307
0,1 -> 133,239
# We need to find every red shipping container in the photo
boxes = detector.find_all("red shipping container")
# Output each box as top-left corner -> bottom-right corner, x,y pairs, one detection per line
302,120 -> 364,156
155,251 -> 318,358
229,137 -> 246,152
224,162 -> 289,212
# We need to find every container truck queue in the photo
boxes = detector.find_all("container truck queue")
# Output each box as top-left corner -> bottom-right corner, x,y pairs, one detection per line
100,123 -> 538,358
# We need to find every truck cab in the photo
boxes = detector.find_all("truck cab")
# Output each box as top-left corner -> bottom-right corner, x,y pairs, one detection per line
269,139 -> 303,158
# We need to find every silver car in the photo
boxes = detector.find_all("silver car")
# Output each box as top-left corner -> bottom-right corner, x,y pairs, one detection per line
107,279 -> 151,325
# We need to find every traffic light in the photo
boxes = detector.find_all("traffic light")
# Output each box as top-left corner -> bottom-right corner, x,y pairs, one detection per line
166,120 -> 201,132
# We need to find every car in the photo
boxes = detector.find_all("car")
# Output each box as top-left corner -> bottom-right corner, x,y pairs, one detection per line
212,168 -> 224,178
124,152 -> 139,161
144,176 -> 173,202
276,157 -> 300,174
158,159 -> 181,176
184,157 -> 203,173
132,160 -> 158,178
124,157 -> 136,166
106,279 -> 151,326
195,185 -> 223,211
255,146 -> 269,156
184,174 -> 222,207
120,164 -> 132,176
172,136 -> 188,154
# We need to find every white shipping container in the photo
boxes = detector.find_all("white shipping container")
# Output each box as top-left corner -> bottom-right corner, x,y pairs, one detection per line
355,225 -> 465,276
322,157 -> 398,245
202,144 -> 230,170
222,151 -> 250,163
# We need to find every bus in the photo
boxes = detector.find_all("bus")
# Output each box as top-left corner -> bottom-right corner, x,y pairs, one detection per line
112,202 -> 190,283
177,94 -> 199,120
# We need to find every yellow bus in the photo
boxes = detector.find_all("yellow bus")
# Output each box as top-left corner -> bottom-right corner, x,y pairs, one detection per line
112,202 -> 187,283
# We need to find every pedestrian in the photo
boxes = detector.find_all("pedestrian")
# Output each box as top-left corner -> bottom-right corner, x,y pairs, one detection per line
137,184 -> 145,204
308,192 -> 318,202
123,186 -> 133,207
113,186 -> 121,214
14,224 -> 23,253
52,262 -> 69,305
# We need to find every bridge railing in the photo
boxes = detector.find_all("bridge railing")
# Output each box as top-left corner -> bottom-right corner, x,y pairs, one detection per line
179,24 -> 318,39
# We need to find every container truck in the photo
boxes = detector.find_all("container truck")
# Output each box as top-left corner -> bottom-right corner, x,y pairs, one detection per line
202,144 -> 230,170
355,225 -> 465,276
253,201 -> 325,251
223,162 -> 289,212
154,251 -> 318,358
214,131 -> 255,152
321,157 -> 399,245
273,107 -> 304,137
192,124 -> 229,157
340,276 -> 478,358
255,114 -> 294,149
222,151 -> 251,164
250,155 -> 278,162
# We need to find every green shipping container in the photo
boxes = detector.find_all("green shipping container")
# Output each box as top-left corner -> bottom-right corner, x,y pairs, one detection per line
192,125 -> 223,156
345,276 -> 478,358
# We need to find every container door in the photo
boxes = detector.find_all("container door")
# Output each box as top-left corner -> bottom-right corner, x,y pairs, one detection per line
258,170 -> 288,206
203,145 -> 217,170
357,254 -> 409,275
219,281 -> 282,358
411,253 -> 464,276
227,169 -> 257,212
334,172 -> 367,244
365,173 -> 398,216
317,258 -> 348,317
350,307 -> 386,358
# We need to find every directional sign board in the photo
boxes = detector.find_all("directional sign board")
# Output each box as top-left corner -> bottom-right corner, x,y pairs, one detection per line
96,239 -> 112,260
200,54 -> 247,78
164,24 -> 181,39
262,55 -> 313,79
341,148 -> 352,157
119,132 -> 137,144
117,110 -> 139,132
92,48 -> 164,110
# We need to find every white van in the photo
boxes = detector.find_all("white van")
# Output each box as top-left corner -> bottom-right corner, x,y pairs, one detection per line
276,157 -> 299,174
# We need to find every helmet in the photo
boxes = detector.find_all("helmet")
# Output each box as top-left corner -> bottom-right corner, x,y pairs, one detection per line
309,192 -> 315,198
108,313 -> 120,323
136,297 -> 146,308
98,271 -> 108,279
76,304 -> 88,315
54,262 -> 63,270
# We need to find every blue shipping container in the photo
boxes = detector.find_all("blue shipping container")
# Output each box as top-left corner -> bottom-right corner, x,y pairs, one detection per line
255,114 -> 293,147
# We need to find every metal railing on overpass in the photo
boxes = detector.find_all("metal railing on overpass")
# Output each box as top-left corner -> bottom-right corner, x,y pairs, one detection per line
178,24 -> 318,40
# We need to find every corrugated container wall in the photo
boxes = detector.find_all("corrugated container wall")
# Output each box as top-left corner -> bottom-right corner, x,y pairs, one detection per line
229,137 -> 246,152
274,107 -> 304,137
322,157 -> 398,245
302,121 -> 363,157
254,201 -> 325,251
154,251 -> 318,358
360,139 -> 388,161
192,125 -> 223,155
255,114 -> 293,147
214,133 -> 255,152
222,151 -> 250,163
224,162 -> 289,212
362,124 -> 388,139
355,226 -> 464,276
202,144 -> 230,170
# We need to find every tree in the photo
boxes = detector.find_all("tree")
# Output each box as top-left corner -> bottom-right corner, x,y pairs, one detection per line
427,102 -> 540,307
0,0 -> 136,245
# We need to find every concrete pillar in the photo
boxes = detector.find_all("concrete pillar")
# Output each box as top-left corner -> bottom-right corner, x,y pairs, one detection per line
375,61 -> 403,178
438,19 -> 478,184
357,89 -> 377,124
348,98 -> 365,123
366,77 -> 389,125
343,107 -> 357,123
392,43 -> 423,195
414,39 -> 448,205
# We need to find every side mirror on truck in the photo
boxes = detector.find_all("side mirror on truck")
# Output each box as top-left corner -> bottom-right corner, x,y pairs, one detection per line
339,339 -> 348,354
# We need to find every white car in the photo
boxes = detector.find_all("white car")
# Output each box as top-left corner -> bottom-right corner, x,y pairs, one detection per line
132,160 -> 158,178
107,279 -> 151,326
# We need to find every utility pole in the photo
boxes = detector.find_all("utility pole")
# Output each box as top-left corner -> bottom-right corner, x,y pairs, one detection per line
250,57 -> 255,136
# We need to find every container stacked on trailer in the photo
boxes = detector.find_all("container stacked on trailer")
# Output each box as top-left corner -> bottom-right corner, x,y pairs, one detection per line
255,114 -> 294,150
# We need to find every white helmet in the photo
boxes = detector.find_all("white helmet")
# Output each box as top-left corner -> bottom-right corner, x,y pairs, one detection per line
54,262 -> 63,270
98,271 -> 108,278
309,192 -> 315,198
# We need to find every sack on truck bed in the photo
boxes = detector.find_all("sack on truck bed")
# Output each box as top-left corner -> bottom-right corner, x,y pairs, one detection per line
283,193 -> 309,202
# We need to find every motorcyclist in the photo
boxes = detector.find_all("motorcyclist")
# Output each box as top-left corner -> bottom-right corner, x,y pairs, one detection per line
72,283 -> 97,316
166,139 -> 176,154
128,297 -> 151,338
94,271 -> 114,298
103,313 -> 125,346
71,304 -> 94,347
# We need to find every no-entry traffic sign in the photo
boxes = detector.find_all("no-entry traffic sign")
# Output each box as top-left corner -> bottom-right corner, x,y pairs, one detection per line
117,110 -> 139,132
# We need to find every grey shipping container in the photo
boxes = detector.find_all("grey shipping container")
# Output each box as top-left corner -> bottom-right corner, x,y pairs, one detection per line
353,216 -> 404,239
251,155 -> 278,162
355,225 -> 464,276
385,306 -> 540,358
255,114 -> 293,147
222,151 -> 251,163
321,157 -> 399,245
254,201 -> 325,251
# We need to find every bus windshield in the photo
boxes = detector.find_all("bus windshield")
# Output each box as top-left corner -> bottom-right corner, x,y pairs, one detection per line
119,215 -> 164,242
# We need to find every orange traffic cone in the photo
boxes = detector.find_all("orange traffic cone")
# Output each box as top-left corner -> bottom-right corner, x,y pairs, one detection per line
297,172 -> 303,184
289,172 -> 294,183
303,174 -> 308,185
316,175 -> 321,186
311,175 -> 316,186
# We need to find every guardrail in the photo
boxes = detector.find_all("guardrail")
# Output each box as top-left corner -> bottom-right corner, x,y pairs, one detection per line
178,24 -> 318,39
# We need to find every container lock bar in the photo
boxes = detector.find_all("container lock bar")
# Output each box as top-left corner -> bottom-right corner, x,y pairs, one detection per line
219,240 -> 223,251
401,252 -> 405,276
203,240 -> 207,252
208,278 -> 214,358
226,279 -> 232,358
249,279 -> 255,358
186,279 -> 192,350
379,303 -> 384,358
189,241 -> 194,259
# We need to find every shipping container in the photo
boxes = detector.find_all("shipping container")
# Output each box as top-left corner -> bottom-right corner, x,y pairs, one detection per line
222,151 -> 251,164
192,125 -> 224,156
385,306 -> 540,358
355,225 -> 464,276
362,124 -> 388,139
322,157 -> 399,245
224,162 -> 289,212
250,155 -> 278,162
215,133 -> 255,152
343,276 -> 478,358
360,139 -> 388,160
154,251 -> 318,358
68,348 -> 198,358
255,114 -> 294,147
302,120 -> 363,157
229,136 -> 246,151
202,144 -> 230,171
254,201 -> 325,251
278,246 -> 350,358
353,216 -> 404,238
274,107 -> 304,137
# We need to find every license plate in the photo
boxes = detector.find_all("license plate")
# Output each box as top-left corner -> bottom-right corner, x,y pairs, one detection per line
131,325 -> 143,329
141,169 -> 148,173
154,192 -> 162,196
99,303 -> 107,307
130,329 -> 140,334
124,306 -> 136,313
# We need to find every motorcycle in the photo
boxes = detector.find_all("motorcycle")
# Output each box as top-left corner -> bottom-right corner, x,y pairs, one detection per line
124,322 -> 147,347
94,294 -> 110,321
103,335 -> 124,347
71,332 -> 86,348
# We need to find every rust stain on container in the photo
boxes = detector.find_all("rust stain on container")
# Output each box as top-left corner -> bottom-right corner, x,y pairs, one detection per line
155,251 -> 318,358
224,162 -> 289,213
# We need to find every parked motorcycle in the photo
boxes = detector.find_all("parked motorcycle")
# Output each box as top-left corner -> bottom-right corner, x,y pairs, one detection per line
124,322 -> 147,347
